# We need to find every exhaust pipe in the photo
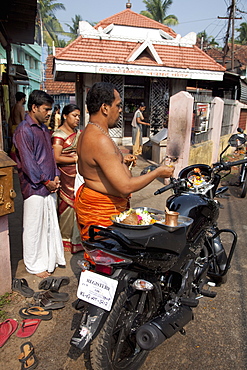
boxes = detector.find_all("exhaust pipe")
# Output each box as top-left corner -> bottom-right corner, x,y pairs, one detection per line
136,305 -> 193,350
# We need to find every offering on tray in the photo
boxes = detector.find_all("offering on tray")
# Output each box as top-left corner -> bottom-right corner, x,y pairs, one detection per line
115,208 -> 156,226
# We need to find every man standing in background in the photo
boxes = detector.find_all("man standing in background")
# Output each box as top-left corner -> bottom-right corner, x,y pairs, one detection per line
13,90 -> 65,278
131,102 -> 150,156
9,92 -> 26,160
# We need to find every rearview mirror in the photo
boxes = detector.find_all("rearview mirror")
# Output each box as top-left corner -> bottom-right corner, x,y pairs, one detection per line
228,133 -> 246,147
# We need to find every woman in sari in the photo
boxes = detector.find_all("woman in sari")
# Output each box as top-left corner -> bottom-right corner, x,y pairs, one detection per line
52,104 -> 83,253
131,102 -> 150,156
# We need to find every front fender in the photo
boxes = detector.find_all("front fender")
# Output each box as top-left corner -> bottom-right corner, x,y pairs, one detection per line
70,269 -> 138,350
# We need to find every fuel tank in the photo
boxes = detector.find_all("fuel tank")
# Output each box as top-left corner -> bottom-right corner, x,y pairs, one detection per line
167,192 -> 219,241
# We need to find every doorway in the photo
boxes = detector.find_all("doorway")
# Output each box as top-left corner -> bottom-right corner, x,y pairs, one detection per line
123,76 -> 150,137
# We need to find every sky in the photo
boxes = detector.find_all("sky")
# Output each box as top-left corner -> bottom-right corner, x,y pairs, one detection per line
55,0 -> 247,46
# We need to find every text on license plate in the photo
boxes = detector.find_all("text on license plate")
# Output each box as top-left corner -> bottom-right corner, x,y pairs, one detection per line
77,270 -> 118,311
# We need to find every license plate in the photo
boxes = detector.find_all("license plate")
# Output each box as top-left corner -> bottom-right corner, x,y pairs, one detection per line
77,270 -> 118,311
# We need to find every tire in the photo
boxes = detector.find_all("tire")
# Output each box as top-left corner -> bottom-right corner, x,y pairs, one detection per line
208,272 -> 227,286
88,289 -> 157,370
205,235 -> 228,287
240,166 -> 247,198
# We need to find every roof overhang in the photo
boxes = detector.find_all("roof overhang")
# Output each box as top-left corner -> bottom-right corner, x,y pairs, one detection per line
10,64 -> 29,81
0,0 -> 37,45
54,59 -> 224,82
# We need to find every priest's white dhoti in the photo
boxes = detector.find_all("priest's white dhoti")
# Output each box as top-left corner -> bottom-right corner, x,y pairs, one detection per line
23,193 -> 66,274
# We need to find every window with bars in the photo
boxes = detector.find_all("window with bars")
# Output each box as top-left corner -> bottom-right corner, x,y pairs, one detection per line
102,75 -> 124,138
149,78 -> 169,135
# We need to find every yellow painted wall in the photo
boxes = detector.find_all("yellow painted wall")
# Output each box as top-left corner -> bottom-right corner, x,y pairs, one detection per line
189,141 -> 213,166
218,134 -> 234,159
188,134 -> 235,166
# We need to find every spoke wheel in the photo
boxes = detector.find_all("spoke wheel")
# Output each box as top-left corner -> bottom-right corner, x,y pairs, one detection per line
89,290 -> 157,370
239,166 -> 247,198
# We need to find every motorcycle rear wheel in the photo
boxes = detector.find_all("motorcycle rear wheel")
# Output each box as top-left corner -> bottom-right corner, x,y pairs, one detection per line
239,165 -> 247,198
88,290 -> 156,370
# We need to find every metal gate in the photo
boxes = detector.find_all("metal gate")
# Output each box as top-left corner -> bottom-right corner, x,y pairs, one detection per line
149,78 -> 169,133
102,75 -> 124,137
221,99 -> 236,136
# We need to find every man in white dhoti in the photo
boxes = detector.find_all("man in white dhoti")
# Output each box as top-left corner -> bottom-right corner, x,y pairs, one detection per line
13,90 -> 66,278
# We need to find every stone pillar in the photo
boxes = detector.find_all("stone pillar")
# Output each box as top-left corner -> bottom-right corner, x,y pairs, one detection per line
166,91 -> 194,177
208,97 -> 224,163
232,100 -> 243,133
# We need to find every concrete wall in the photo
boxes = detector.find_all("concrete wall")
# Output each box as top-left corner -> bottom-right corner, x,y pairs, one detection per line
165,92 -> 242,172
11,43 -> 42,105
152,140 -> 167,164
189,141 -> 214,166
219,134 -> 234,159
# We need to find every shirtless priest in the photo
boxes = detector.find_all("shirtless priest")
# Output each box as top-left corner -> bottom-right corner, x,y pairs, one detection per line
75,82 -> 174,240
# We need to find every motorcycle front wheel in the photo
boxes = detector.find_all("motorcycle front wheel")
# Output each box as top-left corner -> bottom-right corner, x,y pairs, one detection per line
87,289 -> 157,370
239,164 -> 247,198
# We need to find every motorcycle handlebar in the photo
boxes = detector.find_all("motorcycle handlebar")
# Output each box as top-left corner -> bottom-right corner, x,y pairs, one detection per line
154,158 -> 247,196
154,182 -> 174,195
214,158 -> 247,170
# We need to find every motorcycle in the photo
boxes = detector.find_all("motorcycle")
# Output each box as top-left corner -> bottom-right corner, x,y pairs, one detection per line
236,127 -> 247,198
71,132 -> 247,370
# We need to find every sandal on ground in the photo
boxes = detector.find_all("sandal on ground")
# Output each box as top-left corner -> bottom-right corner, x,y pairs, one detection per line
0,319 -> 18,347
19,306 -> 52,321
33,290 -> 69,302
19,341 -> 39,370
16,319 -> 41,338
33,297 -> 65,310
38,276 -> 70,292
12,278 -> 34,298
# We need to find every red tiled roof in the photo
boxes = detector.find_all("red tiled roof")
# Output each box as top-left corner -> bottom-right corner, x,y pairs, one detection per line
55,37 -> 225,72
234,45 -> 247,70
206,45 -> 247,70
94,9 -> 177,38
44,54 -> 75,95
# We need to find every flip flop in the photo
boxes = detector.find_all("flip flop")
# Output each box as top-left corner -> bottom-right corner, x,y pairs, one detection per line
19,341 -> 39,370
12,278 -> 34,298
16,319 -> 41,338
33,290 -> 69,302
19,306 -> 52,321
0,319 -> 18,347
38,276 -> 70,292
34,297 -> 65,310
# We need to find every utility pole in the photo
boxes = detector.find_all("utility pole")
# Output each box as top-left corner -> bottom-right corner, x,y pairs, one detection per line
37,0 -> 45,90
231,0 -> 235,70
218,0 -> 241,71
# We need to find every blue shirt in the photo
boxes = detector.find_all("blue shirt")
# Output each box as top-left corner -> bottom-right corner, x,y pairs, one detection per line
13,114 -> 60,200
